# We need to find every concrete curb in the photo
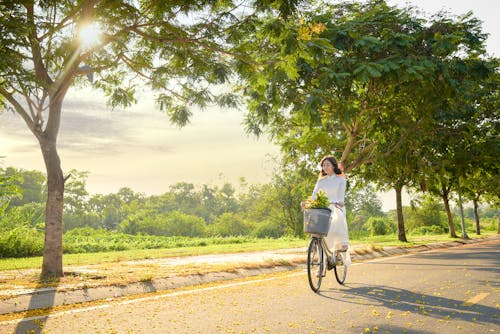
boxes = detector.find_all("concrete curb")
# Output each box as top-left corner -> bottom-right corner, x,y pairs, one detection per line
0,235 -> 497,315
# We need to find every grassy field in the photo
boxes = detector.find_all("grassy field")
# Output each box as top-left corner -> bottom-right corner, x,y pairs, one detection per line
0,232 -> 496,272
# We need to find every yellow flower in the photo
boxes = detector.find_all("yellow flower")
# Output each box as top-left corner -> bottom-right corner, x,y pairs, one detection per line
298,25 -> 312,41
311,23 -> 326,34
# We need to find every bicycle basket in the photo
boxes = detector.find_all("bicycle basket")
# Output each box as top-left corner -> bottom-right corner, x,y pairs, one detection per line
303,208 -> 331,236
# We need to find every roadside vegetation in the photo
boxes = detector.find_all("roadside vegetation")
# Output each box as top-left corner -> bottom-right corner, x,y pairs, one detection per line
1,166 -> 498,272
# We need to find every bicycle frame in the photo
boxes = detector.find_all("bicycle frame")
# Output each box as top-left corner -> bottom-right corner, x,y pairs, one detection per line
306,234 -> 347,292
320,235 -> 334,262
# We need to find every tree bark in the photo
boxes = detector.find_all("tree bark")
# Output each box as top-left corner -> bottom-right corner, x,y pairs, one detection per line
38,96 -> 66,279
395,186 -> 407,242
473,199 -> 480,235
457,187 -> 469,239
39,138 -> 65,278
442,190 -> 457,238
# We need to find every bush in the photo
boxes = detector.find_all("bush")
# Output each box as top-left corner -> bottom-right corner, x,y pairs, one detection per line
252,220 -> 283,238
410,225 -> 445,235
209,213 -> 252,237
118,210 -> 207,237
365,217 -> 392,236
0,227 -> 44,257
481,217 -> 500,232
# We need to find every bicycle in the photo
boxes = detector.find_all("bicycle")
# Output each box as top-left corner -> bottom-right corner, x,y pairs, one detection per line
303,204 -> 348,293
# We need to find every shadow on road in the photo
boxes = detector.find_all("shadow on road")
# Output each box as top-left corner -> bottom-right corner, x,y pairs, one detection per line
317,241 -> 500,328
14,276 -> 59,334
319,279 -> 499,328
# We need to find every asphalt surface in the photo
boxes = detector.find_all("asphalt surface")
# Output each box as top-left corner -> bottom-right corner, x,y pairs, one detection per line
0,236 -> 497,316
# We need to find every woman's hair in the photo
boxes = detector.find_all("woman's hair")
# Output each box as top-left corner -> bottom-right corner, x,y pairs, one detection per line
319,156 -> 342,176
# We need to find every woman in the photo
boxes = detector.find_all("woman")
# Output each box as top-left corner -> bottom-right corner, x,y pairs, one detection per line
309,155 -> 351,265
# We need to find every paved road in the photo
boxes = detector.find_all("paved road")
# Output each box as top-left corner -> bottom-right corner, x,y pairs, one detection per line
1,239 -> 498,334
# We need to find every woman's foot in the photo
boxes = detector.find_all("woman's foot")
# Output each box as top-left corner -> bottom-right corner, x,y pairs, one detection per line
316,267 -> 326,277
335,253 -> 344,265
338,245 -> 348,252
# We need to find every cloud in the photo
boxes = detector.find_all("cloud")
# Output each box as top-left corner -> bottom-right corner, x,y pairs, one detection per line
0,88 -> 279,195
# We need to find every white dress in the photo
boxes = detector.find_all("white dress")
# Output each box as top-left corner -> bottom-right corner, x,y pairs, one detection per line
311,174 -> 352,265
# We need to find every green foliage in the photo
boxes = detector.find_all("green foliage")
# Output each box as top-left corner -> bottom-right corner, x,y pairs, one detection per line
0,227 -> 44,257
118,210 -> 207,237
61,228 -> 257,254
410,225 -> 445,235
365,217 -> 393,236
480,217 -> 500,232
0,167 -> 23,212
403,195 -> 449,233
252,220 -> 283,238
2,167 -> 45,207
209,212 -> 253,237
237,0 -> 497,244
2,164 -> 498,258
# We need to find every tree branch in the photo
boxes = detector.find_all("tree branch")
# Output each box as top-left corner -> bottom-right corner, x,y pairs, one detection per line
0,87 -> 38,137
24,3 -> 52,87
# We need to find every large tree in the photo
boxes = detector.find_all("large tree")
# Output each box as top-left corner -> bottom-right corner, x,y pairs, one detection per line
238,1 -> 449,168
237,0 -> 495,232
244,2 -> 490,160
0,0 -> 299,278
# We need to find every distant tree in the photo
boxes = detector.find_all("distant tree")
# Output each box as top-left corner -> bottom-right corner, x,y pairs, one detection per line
64,169 -> 89,215
0,166 -> 22,213
459,68 -> 500,234
216,183 -> 240,214
419,56 -> 498,238
4,167 -> 46,206
0,1 -> 299,277
210,212 -> 252,237
461,171 -> 497,235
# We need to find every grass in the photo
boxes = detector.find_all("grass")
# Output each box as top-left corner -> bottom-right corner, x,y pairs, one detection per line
0,232 -> 496,296
0,231 -> 496,272
0,238 -> 308,271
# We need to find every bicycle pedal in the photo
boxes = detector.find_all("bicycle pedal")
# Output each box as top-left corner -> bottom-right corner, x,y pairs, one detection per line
327,260 -> 335,270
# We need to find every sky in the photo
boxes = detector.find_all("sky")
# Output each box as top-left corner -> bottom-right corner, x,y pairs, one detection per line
0,0 -> 498,211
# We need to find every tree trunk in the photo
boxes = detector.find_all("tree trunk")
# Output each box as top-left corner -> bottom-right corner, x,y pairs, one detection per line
39,138 -> 65,278
473,199 -> 480,235
395,186 -> 407,242
38,96 -> 66,279
441,190 -> 457,238
457,187 -> 469,239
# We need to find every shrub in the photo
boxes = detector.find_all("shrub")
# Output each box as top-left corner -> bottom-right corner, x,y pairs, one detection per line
365,217 -> 391,236
410,225 -> 445,235
0,227 -> 44,257
209,213 -> 252,237
252,220 -> 283,238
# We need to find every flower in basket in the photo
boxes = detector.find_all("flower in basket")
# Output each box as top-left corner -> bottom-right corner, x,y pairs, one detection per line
304,190 -> 330,210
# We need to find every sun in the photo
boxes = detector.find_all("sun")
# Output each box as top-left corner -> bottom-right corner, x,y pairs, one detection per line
79,23 -> 102,48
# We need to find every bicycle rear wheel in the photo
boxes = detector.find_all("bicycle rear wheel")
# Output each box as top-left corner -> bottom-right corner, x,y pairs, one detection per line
307,237 -> 324,292
334,252 -> 347,284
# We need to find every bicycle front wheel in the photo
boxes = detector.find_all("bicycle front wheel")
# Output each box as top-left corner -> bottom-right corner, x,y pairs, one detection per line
334,253 -> 348,284
307,237 -> 324,292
